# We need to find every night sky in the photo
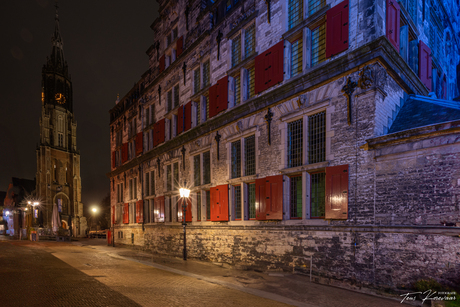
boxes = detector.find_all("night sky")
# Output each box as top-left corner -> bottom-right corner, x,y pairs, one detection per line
0,1 -> 159,207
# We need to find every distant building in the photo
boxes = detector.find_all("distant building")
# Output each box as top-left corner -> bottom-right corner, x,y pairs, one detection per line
109,0 -> 460,291
35,8 -> 86,237
0,191 -> 5,234
3,178 -> 35,237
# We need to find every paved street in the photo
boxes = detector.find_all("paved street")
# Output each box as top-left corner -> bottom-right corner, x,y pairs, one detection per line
0,237 -> 408,307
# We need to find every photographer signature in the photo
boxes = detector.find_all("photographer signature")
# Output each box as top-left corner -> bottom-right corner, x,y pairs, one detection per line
400,290 -> 456,304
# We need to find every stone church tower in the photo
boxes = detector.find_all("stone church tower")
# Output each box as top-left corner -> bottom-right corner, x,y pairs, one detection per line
36,8 -> 86,236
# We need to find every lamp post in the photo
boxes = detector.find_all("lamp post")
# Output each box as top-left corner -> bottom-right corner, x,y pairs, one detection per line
91,207 -> 98,237
179,184 -> 190,261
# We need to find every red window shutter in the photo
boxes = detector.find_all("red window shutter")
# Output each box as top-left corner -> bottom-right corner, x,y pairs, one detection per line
326,0 -> 349,58
159,55 -> 165,72
255,41 -> 285,94
209,84 -> 218,118
112,151 -> 116,168
157,118 -> 165,144
185,198 -> 192,222
216,76 -> 228,115
184,101 -> 192,131
177,105 -> 184,134
210,184 -> 229,221
254,53 -> 265,94
176,36 -> 184,57
136,200 -> 143,223
325,164 -> 349,220
266,175 -> 284,220
154,196 -> 165,222
268,41 -> 285,88
121,143 -> 128,163
418,40 -> 432,91
123,203 -> 129,224
135,132 -> 143,156
255,178 -> 267,221
386,0 -> 400,51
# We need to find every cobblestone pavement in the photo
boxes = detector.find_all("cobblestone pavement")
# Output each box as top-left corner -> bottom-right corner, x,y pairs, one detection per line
0,237 -> 409,307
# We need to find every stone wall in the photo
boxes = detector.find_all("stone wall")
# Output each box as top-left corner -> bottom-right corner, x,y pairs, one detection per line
117,224 -> 460,291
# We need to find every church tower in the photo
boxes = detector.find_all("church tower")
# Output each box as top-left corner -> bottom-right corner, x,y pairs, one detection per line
36,6 -> 86,236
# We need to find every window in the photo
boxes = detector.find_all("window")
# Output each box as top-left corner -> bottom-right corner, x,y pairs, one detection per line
117,183 -> 123,203
151,104 -> 155,124
203,151 -> 211,184
247,67 -> 255,99
234,74 -> 241,105
172,27 -> 178,41
291,38 -> 303,77
167,90 -> 173,112
173,162 -> 179,190
202,60 -> 210,87
244,135 -> 255,176
233,185 -> 242,220
145,172 -> 150,196
146,107 -> 151,127
129,179 -> 133,200
232,35 -> 241,67
196,100 -> 201,125
289,0 -> 303,29
194,67 -> 201,94
244,23 -> 256,59
308,112 -> 325,164
174,84 -> 179,109
288,119 -> 303,168
58,134 -> 63,147
309,0 -> 326,15
231,140 -> 241,178
311,23 -> 326,67
205,96 -> 209,121
205,190 -> 211,220
248,182 -> 256,219
150,171 -> 155,195
167,164 -> 172,191
290,175 -> 302,218
196,192 -> 202,221
194,155 -> 201,186
133,178 -> 137,199
310,172 -> 325,218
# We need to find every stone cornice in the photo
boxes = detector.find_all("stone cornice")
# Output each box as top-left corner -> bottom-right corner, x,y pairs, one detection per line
363,119 -> 460,150
107,36 -> 429,178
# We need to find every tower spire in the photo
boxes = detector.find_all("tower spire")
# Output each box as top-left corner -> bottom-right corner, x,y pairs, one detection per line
52,1 -> 62,46
48,0 -> 65,72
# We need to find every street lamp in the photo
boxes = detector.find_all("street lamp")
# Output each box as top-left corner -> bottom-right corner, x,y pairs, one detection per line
91,207 -> 98,237
179,184 -> 191,261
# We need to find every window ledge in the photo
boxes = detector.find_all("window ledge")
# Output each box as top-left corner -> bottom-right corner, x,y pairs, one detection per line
227,52 -> 258,76
282,5 -> 330,41
190,183 -> 212,193
227,174 -> 258,185
280,161 -> 329,175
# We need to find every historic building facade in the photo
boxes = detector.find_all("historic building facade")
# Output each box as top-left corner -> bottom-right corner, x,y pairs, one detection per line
109,0 -> 460,291
36,9 -> 86,236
